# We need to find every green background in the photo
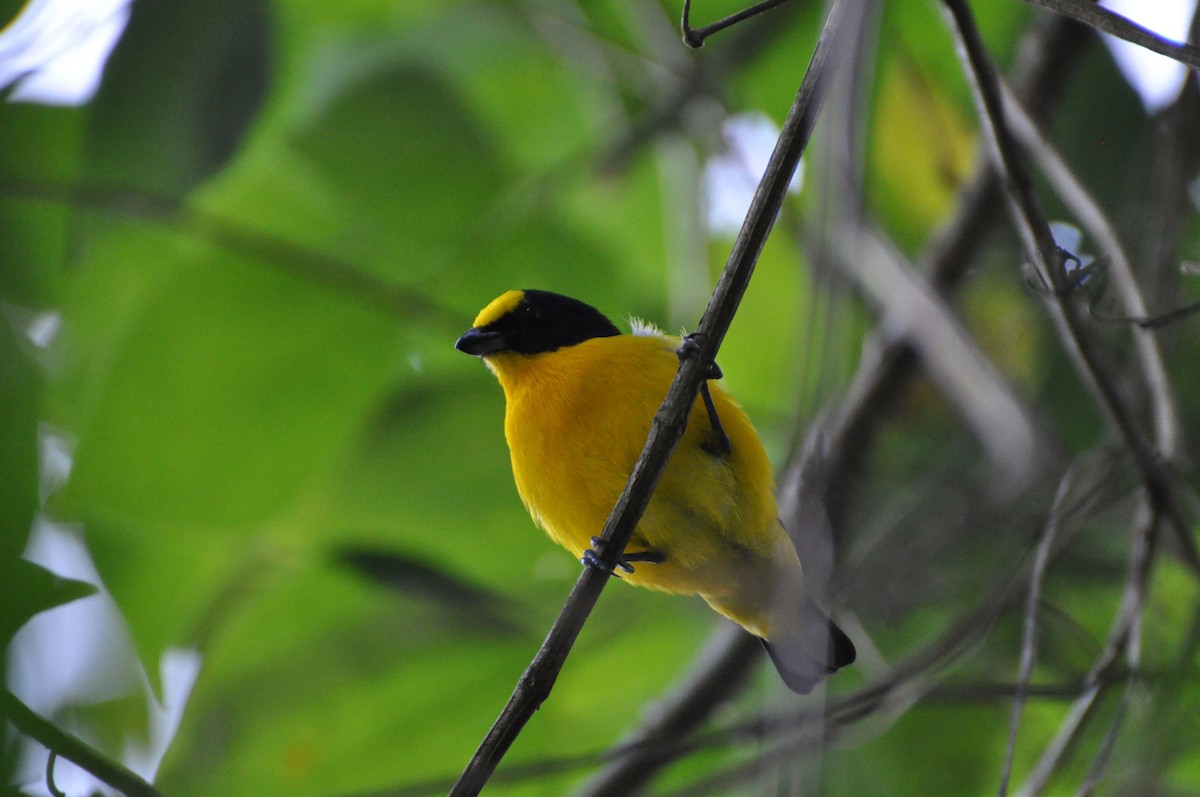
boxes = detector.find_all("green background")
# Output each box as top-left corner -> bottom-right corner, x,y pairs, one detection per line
3,1 -> 1199,795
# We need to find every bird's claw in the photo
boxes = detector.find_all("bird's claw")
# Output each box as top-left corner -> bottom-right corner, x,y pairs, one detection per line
582,536 -> 664,576
582,537 -> 634,576
677,333 -> 723,380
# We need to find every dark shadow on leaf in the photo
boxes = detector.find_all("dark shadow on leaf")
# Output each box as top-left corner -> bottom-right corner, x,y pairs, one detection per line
334,544 -> 526,637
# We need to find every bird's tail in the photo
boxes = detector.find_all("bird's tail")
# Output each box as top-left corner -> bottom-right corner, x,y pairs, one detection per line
761,600 -> 856,694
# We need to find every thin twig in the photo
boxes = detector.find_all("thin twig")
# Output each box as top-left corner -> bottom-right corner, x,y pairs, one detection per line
595,0 -> 803,176
448,3 -> 847,794
1012,500 -> 1159,797
1076,496 -> 1157,794
576,16 -> 1092,796
1021,0 -> 1200,70
1108,300 -> 1200,329
998,461 -> 1089,796
997,82 -> 1182,460
939,0 -> 1200,580
791,9 -> 1091,539
1075,673 -> 1132,797
573,625 -> 759,797
825,222 -> 1042,493
941,6 -> 1189,791
992,103 -> 1198,789
681,0 -> 793,48
1,689 -> 165,797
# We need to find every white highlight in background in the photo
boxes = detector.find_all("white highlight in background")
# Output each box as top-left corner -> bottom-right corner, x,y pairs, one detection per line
1099,0 -> 1197,114
0,0 -> 132,106
702,112 -> 804,238
8,426 -> 202,796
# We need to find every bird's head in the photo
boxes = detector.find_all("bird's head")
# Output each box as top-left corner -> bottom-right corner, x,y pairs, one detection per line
455,290 -> 620,357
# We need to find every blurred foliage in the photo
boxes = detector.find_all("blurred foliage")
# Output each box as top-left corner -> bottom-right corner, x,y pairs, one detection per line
3,0 -> 1200,796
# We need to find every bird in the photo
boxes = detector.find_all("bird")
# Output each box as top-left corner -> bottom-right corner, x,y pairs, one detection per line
455,289 -> 855,692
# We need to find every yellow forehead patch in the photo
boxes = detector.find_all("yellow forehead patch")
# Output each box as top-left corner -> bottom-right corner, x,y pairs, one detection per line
473,290 -> 525,327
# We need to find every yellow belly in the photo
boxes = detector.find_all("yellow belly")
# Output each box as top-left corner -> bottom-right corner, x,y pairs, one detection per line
489,333 -> 796,637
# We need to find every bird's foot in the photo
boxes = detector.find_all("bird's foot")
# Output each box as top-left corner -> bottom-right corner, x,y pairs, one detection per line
677,335 -> 732,456
582,537 -> 665,576
676,332 -> 723,379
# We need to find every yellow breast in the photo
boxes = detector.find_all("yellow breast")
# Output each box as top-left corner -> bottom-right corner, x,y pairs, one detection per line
486,333 -> 791,633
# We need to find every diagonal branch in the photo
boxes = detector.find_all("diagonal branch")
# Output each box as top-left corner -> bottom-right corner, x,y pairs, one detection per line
941,1 -> 1181,793
786,8 -> 1091,541
824,221 -> 1042,493
940,0 -> 1199,578
1,689 -> 165,797
1012,500 -> 1159,797
681,0 -> 793,48
997,81 -> 1182,461
448,2 -> 849,794
1020,0 -> 1200,70
577,14 -> 1093,796
998,455 -> 1106,796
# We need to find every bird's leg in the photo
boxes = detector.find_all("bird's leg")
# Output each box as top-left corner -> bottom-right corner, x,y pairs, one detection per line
677,333 -> 731,457
698,382 -> 731,457
582,536 -> 666,577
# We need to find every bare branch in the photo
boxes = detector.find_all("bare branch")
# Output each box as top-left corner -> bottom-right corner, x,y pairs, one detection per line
448,3 -> 849,793
1012,500 -> 1159,797
1108,300 -> 1200,329
1076,674 -> 1133,797
1020,0 -> 1200,71
681,0 -> 793,48
998,456 -> 1103,797
997,82 -> 1182,460
826,222 -> 1043,494
785,11 -> 1093,539
574,625 -> 759,797
939,0 -> 1200,579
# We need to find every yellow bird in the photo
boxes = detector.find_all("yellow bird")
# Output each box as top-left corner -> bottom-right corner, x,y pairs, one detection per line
456,289 -> 855,692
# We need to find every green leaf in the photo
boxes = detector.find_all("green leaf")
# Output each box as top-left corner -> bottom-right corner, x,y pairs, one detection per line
0,558 -> 98,644
57,229 -> 402,528
0,321 -> 38,567
85,0 -> 272,196
289,59 -> 508,275
0,102 -> 81,306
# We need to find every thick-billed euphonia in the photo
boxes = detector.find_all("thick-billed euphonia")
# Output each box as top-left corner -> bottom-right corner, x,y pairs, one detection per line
456,289 -> 855,693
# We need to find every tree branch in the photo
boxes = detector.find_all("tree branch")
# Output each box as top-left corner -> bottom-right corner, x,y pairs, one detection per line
998,457 -> 1100,796
997,81 -> 1182,461
681,0 -> 792,48
448,2 -> 849,794
939,2 -> 1184,793
1,689 -> 166,797
786,9 -> 1091,541
939,0 -> 1199,579
576,13 -> 1093,795
823,221 -> 1043,493
1021,0 -> 1200,70
1012,499 -> 1159,797
573,625 -> 759,797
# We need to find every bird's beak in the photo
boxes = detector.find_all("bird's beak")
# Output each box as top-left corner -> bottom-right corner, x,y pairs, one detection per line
455,327 -> 508,356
